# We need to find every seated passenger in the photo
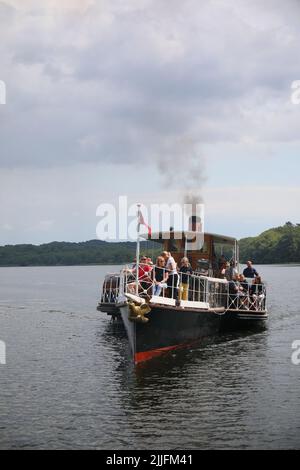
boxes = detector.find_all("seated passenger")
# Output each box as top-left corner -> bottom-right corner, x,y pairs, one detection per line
127,256 -> 152,294
238,274 -> 250,309
151,257 -> 169,297
139,256 -> 153,291
229,275 -> 248,309
179,257 -> 193,301
251,276 -> 266,309
239,274 -> 250,293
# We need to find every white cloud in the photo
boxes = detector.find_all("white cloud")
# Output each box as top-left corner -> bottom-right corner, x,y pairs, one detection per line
1,0 -> 300,169
2,223 -> 13,231
1,0 -> 300,243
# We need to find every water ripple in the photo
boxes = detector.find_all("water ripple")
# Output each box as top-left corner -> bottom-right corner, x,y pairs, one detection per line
0,265 -> 299,449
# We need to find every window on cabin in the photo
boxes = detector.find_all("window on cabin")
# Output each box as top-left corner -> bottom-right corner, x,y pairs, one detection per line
199,241 -> 208,254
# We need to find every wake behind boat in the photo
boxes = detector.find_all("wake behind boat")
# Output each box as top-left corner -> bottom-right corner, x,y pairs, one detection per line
98,214 -> 268,364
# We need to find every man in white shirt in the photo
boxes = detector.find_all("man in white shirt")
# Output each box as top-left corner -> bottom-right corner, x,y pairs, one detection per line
161,251 -> 179,300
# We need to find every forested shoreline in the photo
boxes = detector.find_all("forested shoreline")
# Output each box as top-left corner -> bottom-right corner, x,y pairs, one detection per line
0,223 -> 299,266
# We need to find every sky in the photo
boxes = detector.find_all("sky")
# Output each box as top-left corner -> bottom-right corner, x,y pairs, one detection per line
0,0 -> 300,245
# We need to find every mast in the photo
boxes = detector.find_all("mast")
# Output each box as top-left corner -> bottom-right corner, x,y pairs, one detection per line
136,204 -> 141,295
235,239 -> 240,274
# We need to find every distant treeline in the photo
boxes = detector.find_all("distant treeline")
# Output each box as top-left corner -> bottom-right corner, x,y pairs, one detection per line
239,222 -> 300,264
0,240 -> 144,267
0,223 -> 299,266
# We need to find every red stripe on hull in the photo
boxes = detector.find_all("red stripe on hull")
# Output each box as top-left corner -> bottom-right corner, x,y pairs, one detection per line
134,341 -> 197,364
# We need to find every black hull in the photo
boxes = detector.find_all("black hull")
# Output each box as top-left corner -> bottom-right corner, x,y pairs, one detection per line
220,310 -> 268,331
120,303 -> 221,364
119,302 -> 268,364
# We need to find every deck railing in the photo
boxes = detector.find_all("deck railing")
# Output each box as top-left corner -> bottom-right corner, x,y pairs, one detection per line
102,264 -> 267,313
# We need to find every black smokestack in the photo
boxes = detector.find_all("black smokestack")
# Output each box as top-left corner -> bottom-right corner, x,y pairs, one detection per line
189,215 -> 202,232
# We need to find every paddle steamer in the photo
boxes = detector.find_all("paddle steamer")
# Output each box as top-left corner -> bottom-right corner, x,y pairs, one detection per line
98,218 -> 268,364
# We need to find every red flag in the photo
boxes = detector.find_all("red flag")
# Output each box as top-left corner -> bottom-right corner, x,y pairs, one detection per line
137,208 -> 152,237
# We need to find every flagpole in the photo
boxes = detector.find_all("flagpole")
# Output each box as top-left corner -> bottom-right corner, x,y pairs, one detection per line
136,204 -> 141,295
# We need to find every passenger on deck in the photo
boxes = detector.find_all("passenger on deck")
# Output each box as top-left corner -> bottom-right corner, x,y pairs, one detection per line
161,251 -> 179,300
238,274 -> 250,308
218,255 -> 227,270
239,274 -> 250,293
139,256 -> 153,291
179,257 -> 193,301
225,261 -> 238,281
220,262 -> 229,279
243,260 -> 259,279
251,276 -> 266,309
151,256 -> 169,297
229,274 -> 248,309
127,256 -> 152,294
224,262 -> 231,280
218,254 -> 228,278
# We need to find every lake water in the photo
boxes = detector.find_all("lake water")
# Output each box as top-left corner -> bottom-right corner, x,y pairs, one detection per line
0,265 -> 299,449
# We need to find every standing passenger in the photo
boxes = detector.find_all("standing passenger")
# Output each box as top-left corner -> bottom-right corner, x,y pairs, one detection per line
225,260 -> 238,281
179,257 -> 193,301
161,251 -> 179,299
243,260 -> 259,279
